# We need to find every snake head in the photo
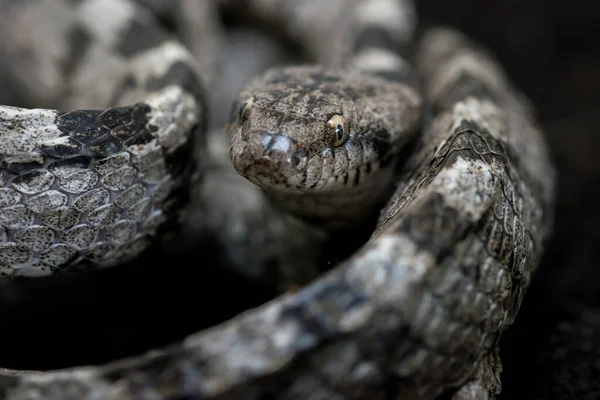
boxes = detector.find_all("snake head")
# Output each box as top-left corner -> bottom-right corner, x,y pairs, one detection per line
228,65 -> 421,196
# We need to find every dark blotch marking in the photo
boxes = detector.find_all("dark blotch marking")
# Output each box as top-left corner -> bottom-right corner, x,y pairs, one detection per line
0,376 -> 19,398
117,19 -> 169,57
362,85 -> 378,97
155,124 -> 197,229
0,117 -> 16,130
343,173 -> 349,185
365,162 -> 372,173
379,154 -> 394,168
62,25 -> 91,76
52,105 -> 152,160
396,193 -> 472,257
353,168 -> 361,186
282,279 -> 369,339
263,106 -> 303,127
56,110 -> 99,145
369,130 -> 393,162
41,137 -> 86,159
48,156 -> 92,174
130,104 -> 153,122
56,105 -> 151,152
98,106 -> 150,130
2,159 -> 45,176
89,135 -> 125,158
146,61 -> 206,107
102,106 -> 150,141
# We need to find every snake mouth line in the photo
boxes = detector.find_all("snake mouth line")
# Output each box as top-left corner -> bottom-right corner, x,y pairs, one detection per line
231,128 -> 393,194
241,158 -> 387,196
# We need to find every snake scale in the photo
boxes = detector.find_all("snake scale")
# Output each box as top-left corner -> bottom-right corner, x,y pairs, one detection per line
0,0 -> 555,399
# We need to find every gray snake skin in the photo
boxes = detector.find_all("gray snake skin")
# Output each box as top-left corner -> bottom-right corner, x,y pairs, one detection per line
0,0 -> 207,276
0,0 -> 555,399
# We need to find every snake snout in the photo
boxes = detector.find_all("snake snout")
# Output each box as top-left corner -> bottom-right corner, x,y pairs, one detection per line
259,132 -> 308,168
233,131 -> 309,187
260,132 -> 309,174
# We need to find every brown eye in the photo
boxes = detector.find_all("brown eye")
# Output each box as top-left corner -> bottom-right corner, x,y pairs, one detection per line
326,115 -> 349,146
237,96 -> 254,123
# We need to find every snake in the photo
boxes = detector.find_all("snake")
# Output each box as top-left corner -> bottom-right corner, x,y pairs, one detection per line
0,0 -> 556,399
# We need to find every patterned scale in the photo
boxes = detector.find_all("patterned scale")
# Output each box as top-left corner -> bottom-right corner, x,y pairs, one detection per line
0,93 -> 195,277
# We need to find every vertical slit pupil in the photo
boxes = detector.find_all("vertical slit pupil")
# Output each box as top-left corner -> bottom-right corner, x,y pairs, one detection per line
336,124 -> 344,140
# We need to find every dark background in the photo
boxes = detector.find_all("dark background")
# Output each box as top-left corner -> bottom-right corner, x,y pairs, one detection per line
417,1 -> 600,398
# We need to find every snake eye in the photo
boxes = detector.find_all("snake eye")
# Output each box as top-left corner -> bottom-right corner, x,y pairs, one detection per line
326,115 -> 349,147
237,96 -> 254,124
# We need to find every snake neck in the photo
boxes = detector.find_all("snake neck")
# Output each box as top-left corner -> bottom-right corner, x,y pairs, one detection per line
262,161 -> 397,232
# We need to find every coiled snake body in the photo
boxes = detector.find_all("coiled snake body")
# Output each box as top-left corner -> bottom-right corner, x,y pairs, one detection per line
0,0 -> 555,399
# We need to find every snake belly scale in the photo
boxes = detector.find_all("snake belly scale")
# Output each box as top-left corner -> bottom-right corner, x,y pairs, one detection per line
0,0 -> 555,399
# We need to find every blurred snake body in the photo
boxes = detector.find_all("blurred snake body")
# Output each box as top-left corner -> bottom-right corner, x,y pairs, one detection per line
0,0 -> 555,399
